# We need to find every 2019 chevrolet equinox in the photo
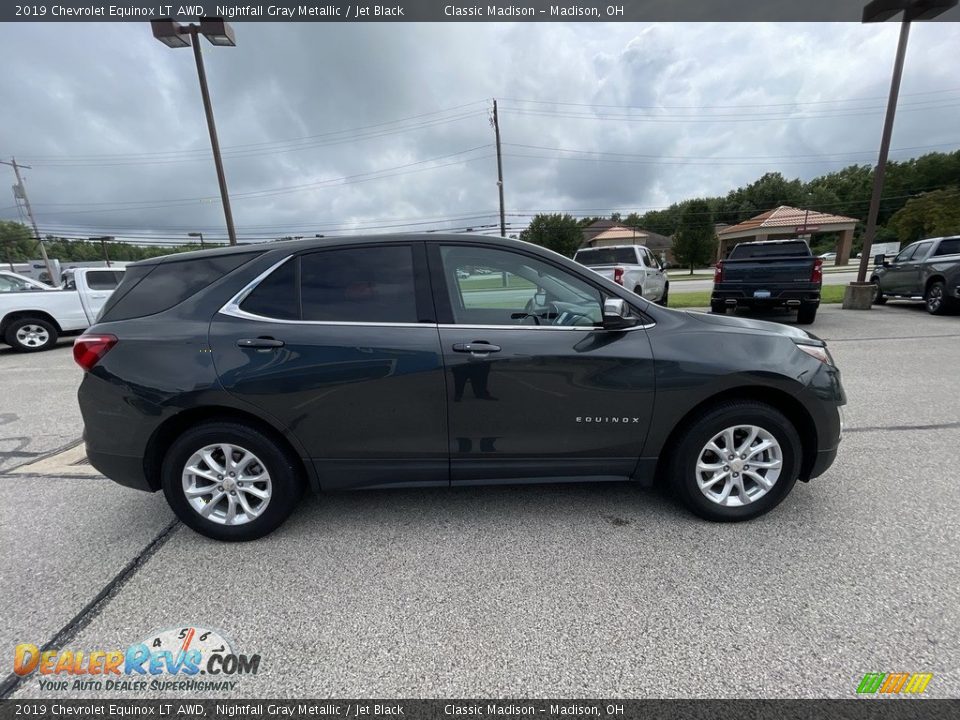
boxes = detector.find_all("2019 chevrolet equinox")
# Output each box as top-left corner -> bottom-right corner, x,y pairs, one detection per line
75,234 -> 845,540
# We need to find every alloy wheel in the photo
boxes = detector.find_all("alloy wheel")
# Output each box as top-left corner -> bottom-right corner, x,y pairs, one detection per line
16,324 -> 49,348
182,443 -> 273,526
695,425 -> 783,507
926,285 -> 943,313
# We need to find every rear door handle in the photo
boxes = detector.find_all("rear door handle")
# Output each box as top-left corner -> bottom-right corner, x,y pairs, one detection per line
452,342 -> 501,354
237,337 -> 285,349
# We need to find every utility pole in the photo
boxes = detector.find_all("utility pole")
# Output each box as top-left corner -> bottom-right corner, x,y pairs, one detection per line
91,236 -> 113,267
1,158 -> 56,282
492,99 -> 506,238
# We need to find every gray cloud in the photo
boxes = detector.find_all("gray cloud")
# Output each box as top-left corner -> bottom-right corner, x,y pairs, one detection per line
1,21 -> 958,244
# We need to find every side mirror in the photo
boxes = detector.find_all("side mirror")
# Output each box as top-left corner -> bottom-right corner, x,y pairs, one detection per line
602,298 -> 639,330
874,253 -> 886,266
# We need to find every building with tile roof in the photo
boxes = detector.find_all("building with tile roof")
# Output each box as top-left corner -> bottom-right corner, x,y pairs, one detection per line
717,206 -> 859,265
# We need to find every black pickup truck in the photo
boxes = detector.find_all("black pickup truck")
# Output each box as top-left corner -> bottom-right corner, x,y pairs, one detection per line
711,239 -> 822,324
871,235 -> 960,315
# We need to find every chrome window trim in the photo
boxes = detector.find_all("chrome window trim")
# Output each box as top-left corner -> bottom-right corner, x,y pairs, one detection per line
219,254 -> 656,331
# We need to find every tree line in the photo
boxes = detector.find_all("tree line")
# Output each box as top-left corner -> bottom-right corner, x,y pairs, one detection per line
519,149 -> 960,272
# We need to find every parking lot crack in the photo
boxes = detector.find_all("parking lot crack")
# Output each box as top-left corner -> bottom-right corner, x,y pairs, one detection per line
0,519 -> 181,699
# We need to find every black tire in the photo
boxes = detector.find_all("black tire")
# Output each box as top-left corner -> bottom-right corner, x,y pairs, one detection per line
710,301 -> 727,314
4,317 -> 58,352
657,283 -> 670,307
633,285 -> 644,298
924,280 -> 950,316
161,421 -> 305,541
796,303 -> 818,325
871,278 -> 887,305
668,401 -> 802,522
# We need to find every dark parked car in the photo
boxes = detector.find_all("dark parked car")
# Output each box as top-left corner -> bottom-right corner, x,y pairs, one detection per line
75,234 -> 845,540
871,236 -> 960,315
711,239 -> 822,324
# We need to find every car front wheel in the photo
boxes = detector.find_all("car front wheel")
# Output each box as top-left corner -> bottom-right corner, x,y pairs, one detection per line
161,421 -> 304,541
925,280 -> 949,315
871,278 -> 887,305
669,401 -> 801,522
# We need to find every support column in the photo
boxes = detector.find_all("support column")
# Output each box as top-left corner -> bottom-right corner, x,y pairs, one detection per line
836,227 -> 854,266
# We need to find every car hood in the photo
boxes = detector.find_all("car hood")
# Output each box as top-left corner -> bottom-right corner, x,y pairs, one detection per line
684,310 -> 821,344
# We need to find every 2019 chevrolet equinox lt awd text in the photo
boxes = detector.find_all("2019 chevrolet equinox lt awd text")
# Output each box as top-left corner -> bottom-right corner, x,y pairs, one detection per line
75,234 -> 845,540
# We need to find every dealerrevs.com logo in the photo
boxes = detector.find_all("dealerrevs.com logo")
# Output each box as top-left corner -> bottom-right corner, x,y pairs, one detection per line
14,626 -> 261,692
857,672 -> 933,695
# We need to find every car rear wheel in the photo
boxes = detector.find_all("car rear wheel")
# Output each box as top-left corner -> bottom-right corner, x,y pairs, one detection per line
161,422 -> 304,541
796,303 -> 818,325
4,317 -> 58,352
924,280 -> 949,315
668,401 -> 801,522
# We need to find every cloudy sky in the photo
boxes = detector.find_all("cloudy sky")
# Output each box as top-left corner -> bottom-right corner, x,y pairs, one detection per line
1,21 -> 958,245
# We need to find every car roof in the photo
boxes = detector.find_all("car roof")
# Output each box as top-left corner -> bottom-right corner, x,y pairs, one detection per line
575,245 -> 648,251
735,238 -> 807,246
127,233 -> 541,268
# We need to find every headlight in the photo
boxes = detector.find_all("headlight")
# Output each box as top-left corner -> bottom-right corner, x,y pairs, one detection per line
795,342 -> 831,365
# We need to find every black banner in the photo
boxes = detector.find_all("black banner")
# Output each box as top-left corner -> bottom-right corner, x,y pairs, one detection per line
2,700 -> 960,720
4,0 -> 960,23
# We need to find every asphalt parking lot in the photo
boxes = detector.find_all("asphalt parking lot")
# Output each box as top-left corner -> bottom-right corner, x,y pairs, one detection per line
1,303 -> 958,699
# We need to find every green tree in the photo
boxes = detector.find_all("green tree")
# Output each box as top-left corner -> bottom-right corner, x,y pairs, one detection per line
0,221 -> 36,262
671,199 -> 717,274
889,188 -> 960,243
519,213 -> 583,257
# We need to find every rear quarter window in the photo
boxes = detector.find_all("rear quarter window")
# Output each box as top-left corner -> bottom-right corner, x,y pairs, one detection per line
933,238 -> 960,257
99,252 -> 261,322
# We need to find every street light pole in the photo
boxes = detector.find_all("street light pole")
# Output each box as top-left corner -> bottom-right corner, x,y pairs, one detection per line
189,33 -> 237,246
151,19 -> 238,246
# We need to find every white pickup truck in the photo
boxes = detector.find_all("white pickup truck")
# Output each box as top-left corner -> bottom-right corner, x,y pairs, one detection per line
573,244 -> 670,305
0,267 -> 125,352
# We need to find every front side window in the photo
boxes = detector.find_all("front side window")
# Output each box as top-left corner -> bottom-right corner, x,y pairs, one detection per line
893,244 -> 917,263
300,245 -> 417,323
441,245 -> 602,327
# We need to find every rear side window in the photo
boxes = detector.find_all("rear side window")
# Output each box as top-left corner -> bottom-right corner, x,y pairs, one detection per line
730,242 -> 810,259
300,246 -> 417,323
86,270 -> 124,290
912,241 -> 934,260
934,238 -> 960,256
99,252 -> 261,322
574,247 -> 639,266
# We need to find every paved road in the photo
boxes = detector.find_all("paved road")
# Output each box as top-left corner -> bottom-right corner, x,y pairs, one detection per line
1,303 -> 958,698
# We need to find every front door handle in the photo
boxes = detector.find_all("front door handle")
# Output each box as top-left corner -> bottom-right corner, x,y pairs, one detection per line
452,342 -> 501,354
237,337 -> 285,349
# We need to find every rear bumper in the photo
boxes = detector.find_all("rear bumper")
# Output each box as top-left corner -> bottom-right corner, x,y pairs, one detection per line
712,285 -> 821,307
86,445 -> 153,492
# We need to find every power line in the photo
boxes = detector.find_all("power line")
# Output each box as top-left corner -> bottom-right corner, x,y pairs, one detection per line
499,86 -> 960,111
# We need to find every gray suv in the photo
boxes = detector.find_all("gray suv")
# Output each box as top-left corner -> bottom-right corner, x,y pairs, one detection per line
74,234 -> 845,540
872,236 -> 960,315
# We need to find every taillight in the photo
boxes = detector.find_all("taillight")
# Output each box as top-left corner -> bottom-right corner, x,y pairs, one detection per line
714,261 -> 724,283
613,266 -> 624,285
811,258 -> 823,283
73,334 -> 117,371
